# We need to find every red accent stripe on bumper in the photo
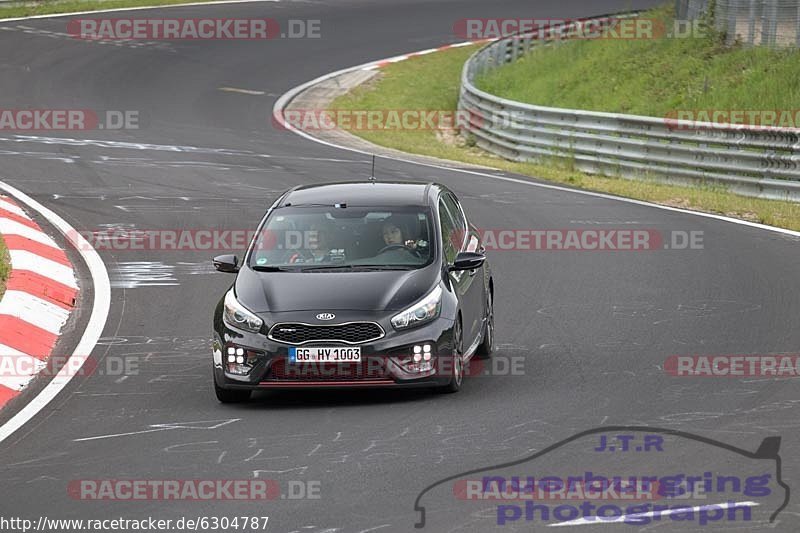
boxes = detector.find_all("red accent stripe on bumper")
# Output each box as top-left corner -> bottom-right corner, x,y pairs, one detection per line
259,380 -> 396,387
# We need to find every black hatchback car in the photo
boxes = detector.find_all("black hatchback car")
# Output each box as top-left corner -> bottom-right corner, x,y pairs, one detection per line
212,181 -> 494,402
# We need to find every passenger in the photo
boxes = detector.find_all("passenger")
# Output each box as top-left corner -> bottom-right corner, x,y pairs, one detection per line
285,223 -> 336,263
309,223 -> 335,262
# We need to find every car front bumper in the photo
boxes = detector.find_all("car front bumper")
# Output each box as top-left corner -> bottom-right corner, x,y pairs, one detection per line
212,308 -> 457,390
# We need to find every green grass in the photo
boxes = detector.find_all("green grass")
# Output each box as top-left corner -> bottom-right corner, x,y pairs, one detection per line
476,5 -> 800,117
0,233 -> 8,301
0,0 -> 224,19
330,40 -> 800,232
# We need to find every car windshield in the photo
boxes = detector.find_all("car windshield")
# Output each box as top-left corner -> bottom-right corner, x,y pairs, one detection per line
247,206 -> 434,271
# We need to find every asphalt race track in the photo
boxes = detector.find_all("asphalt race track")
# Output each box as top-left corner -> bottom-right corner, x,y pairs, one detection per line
1,0 -> 800,531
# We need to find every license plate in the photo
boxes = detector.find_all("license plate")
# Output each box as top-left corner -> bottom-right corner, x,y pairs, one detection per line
289,346 -> 362,363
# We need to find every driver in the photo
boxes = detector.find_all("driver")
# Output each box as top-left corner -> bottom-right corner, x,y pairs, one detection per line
382,217 -> 418,250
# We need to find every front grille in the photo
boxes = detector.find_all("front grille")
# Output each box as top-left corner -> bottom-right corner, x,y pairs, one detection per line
268,322 -> 384,345
266,358 -> 390,381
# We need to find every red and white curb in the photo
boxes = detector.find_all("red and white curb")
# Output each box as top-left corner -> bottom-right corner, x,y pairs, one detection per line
0,194 -> 78,409
361,39 -> 497,70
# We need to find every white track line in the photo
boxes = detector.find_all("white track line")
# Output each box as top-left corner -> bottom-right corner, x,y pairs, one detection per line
273,54 -> 800,239
0,0 -> 280,24
218,87 -> 266,95
0,180 -> 110,445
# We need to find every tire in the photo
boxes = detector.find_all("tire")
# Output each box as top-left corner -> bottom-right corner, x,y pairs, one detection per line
475,290 -> 494,359
440,318 -> 464,394
214,375 -> 251,403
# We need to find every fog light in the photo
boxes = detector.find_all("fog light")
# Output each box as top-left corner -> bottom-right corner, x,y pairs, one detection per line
407,361 -> 433,373
224,344 -> 259,375
404,343 -> 436,374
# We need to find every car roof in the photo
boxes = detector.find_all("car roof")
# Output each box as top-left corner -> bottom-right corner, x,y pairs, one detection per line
279,181 -> 441,207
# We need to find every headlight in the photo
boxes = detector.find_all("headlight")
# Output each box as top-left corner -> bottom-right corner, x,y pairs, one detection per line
223,290 -> 263,333
391,286 -> 442,330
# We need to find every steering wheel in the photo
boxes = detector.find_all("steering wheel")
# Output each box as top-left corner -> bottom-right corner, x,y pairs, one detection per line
285,249 -> 316,264
377,244 -> 420,257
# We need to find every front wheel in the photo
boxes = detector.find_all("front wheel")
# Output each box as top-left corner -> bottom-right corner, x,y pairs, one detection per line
440,318 -> 464,394
475,290 -> 494,359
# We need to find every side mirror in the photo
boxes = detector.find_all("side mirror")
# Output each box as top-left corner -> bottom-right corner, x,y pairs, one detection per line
449,251 -> 486,272
213,254 -> 239,273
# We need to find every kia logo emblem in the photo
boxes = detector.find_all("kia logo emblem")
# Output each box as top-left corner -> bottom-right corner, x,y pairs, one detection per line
316,313 -> 336,321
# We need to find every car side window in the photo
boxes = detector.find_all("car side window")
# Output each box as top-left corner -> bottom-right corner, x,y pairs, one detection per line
442,193 -> 467,249
438,198 -> 458,264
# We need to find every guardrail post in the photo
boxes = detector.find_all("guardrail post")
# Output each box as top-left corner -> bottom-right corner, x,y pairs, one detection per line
796,1 -> 800,47
761,0 -> 777,46
717,0 -> 728,37
687,0 -> 704,20
726,0 -> 740,44
747,0 -> 757,45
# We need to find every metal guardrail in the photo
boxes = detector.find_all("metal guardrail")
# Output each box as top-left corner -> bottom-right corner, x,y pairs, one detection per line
677,0 -> 800,47
458,15 -> 800,202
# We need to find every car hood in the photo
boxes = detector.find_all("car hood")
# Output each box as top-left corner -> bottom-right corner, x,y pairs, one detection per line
235,266 -> 438,313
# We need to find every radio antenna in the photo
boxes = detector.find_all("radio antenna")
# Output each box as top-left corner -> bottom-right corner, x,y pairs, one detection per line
368,154 -> 376,182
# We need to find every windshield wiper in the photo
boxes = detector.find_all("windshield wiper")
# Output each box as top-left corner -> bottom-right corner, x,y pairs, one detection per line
299,264 -> 415,272
251,265 -> 293,272
355,265 -> 416,271
298,265 -> 360,272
